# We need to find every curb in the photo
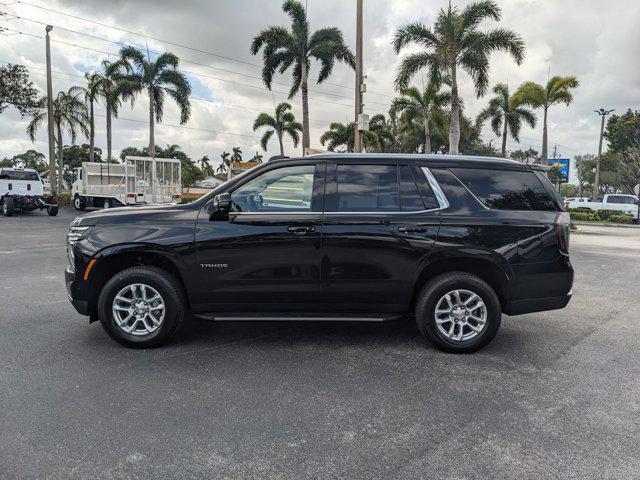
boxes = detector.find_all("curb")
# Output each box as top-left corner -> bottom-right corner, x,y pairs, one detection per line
573,222 -> 639,229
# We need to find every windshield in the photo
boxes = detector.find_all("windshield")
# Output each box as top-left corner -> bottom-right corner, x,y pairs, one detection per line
0,170 -> 40,181
191,168 -> 257,205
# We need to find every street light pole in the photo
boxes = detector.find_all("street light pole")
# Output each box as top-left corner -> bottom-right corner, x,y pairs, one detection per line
354,0 -> 363,153
45,25 -> 57,196
593,108 -> 614,201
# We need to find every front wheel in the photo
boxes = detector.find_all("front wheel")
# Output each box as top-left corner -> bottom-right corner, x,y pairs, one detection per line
74,196 -> 86,211
415,272 -> 502,353
97,266 -> 186,348
2,197 -> 14,217
47,205 -> 59,216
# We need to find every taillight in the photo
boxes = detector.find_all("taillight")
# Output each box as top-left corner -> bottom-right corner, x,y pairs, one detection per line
555,212 -> 570,254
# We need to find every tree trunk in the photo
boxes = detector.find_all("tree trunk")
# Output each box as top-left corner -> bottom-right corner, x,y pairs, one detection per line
278,132 -> 285,157
424,114 -> 432,154
541,107 -> 548,164
148,87 -> 155,158
89,99 -> 95,162
449,64 -> 460,155
301,60 -> 310,156
56,121 -> 64,191
501,115 -> 508,157
106,102 -> 112,162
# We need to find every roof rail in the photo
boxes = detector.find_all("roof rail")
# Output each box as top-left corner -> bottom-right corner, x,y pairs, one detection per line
268,155 -> 289,162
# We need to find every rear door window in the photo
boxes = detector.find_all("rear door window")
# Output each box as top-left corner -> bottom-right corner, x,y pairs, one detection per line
0,170 -> 40,181
451,168 -> 557,211
336,164 -> 399,211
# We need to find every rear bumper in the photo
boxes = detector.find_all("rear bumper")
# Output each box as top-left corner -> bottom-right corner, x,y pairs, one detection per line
508,290 -> 572,316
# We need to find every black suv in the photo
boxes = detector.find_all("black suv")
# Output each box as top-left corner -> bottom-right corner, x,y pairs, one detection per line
65,154 -> 573,353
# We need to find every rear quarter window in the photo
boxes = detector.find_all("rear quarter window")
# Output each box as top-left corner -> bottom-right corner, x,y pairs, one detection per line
451,167 -> 557,211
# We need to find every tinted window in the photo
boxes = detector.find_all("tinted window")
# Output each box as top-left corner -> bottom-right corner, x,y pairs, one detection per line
0,170 -> 40,181
608,195 -> 636,205
399,166 -> 424,210
231,165 -> 314,212
452,168 -> 556,211
337,164 -> 398,211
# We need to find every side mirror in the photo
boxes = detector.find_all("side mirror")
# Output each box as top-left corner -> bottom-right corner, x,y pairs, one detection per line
210,192 -> 231,220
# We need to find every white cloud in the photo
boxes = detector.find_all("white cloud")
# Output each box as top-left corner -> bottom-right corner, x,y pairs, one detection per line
1,0 -> 639,169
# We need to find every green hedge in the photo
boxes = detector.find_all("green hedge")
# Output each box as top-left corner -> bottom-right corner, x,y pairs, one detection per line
569,209 -> 634,224
56,192 -> 71,205
180,194 -> 203,204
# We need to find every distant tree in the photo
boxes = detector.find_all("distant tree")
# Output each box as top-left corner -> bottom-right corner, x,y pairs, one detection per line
119,146 -> 145,161
251,0 -> 354,152
117,46 -> 191,157
0,64 -> 38,117
217,151 -> 230,175
253,102 -> 302,156
510,147 -> 540,164
198,155 -> 215,177
477,83 -> 536,157
27,89 -> 89,191
251,152 -> 264,164
574,153 -> 596,197
605,110 -> 640,217
367,114 -> 396,152
70,72 -> 103,162
390,81 -> 450,153
6,149 -> 47,172
513,76 -> 579,162
63,144 -> 103,169
393,0 -> 525,154
559,183 -> 579,198
320,122 -> 380,152
231,147 -> 243,164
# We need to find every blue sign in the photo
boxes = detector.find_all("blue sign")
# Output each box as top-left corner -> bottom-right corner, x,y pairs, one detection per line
549,158 -> 570,183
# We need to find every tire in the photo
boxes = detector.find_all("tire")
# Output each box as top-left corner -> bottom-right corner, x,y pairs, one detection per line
2,197 -> 14,217
74,196 -> 86,211
415,272 -> 502,354
102,198 -> 112,209
97,266 -> 186,348
47,205 -> 59,216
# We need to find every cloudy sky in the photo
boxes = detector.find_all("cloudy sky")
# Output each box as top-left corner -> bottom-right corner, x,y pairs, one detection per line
1,0 -> 639,172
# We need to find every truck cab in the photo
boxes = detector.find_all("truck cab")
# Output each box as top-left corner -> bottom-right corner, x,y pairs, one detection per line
0,167 -> 58,217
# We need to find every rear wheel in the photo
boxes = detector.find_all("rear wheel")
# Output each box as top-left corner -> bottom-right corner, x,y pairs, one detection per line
2,197 -> 14,217
47,205 -> 59,216
102,198 -> 112,209
74,196 -> 86,211
97,266 -> 186,348
415,272 -> 502,353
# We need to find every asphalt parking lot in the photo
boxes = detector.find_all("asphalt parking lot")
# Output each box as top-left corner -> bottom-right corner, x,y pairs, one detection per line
1,207 -> 639,479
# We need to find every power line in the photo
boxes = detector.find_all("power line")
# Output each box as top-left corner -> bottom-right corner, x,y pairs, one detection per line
2,23 -> 390,113
13,0 -> 396,99
6,8 -> 394,107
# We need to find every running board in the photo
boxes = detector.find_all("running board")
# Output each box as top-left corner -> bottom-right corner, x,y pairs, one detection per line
193,314 -> 402,322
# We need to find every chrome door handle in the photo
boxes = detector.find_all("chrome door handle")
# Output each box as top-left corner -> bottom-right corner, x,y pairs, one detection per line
398,226 -> 427,233
288,226 -> 316,234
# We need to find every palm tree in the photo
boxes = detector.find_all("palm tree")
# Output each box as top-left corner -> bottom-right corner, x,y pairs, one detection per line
27,89 -> 89,192
251,152 -> 264,164
477,83 -> 536,157
219,151 -> 232,180
320,122 -> 380,152
98,60 -> 126,162
513,76 -> 579,162
117,46 -> 191,157
198,155 -> 215,177
367,114 -> 396,152
390,81 -> 450,154
393,0 -> 524,154
250,0 -> 354,153
253,102 -> 303,156
70,72 -> 102,162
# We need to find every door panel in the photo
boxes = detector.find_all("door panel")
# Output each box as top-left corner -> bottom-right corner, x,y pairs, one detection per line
193,162 -> 324,313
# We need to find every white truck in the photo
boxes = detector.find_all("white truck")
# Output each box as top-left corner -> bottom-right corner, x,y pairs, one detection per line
0,167 -> 59,217
565,194 -> 639,219
71,156 -> 182,210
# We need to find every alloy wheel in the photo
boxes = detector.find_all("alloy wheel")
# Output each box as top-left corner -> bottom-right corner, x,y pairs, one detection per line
111,283 -> 166,336
434,289 -> 487,342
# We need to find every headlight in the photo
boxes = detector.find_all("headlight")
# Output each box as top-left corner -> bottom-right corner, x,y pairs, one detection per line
66,226 -> 91,246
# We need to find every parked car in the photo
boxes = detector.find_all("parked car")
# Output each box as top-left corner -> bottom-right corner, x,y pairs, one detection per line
65,154 -> 574,353
568,194 -> 639,218
563,197 -> 590,209
0,167 -> 58,216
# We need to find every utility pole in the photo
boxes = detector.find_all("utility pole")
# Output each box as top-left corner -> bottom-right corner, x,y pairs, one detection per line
45,25 -> 57,196
551,144 -> 560,192
593,108 -> 615,201
354,0 -> 364,153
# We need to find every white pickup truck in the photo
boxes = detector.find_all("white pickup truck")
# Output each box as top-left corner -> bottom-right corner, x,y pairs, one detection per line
565,194 -> 639,219
0,167 -> 58,217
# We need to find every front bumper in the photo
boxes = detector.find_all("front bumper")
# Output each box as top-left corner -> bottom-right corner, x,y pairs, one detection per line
65,265 -> 89,316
